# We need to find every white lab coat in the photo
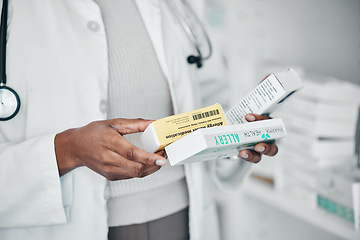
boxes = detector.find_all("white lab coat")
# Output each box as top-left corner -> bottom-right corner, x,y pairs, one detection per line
0,0 -> 251,239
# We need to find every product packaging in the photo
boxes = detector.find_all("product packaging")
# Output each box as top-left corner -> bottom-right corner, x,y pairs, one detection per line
141,104 -> 227,153
226,68 -> 303,124
165,118 -> 287,166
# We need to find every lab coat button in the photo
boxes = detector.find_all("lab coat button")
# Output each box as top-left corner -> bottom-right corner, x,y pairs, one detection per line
87,21 -> 100,32
99,100 -> 107,113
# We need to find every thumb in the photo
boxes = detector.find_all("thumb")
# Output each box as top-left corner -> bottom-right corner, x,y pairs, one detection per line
108,118 -> 154,135
261,74 -> 271,82
245,114 -> 271,122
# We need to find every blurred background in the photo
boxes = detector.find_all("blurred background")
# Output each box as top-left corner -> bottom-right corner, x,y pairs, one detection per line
203,0 -> 360,239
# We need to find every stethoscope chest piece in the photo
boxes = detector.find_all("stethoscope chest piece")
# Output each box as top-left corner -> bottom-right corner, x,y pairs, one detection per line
0,85 -> 20,121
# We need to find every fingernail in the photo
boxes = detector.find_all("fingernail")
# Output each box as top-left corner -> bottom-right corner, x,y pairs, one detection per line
240,152 -> 249,159
246,114 -> 256,121
256,146 -> 265,152
156,159 -> 167,166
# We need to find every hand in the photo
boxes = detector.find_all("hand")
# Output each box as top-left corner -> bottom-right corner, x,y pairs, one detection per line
238,114 -> 278,163
54,118 -> 167,181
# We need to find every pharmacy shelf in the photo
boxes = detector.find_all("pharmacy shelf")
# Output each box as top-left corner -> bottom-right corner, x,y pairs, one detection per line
242,178 -> 360,240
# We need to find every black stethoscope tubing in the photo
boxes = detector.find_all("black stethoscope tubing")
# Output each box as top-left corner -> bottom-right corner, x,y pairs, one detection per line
0,0 -> 8,85
0,0 -> 21,121
165,0 -> 213,68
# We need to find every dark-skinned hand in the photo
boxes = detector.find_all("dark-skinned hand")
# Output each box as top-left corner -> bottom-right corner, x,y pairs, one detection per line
237,114 -> 279,163
54,118 -> 167,181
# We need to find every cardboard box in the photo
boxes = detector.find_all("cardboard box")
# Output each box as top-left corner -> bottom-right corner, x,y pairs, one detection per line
141,104 -> 227,153
226,68 -> 303,124
165,118 -> 287,166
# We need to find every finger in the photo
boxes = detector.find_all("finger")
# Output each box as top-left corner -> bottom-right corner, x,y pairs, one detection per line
108,134 -> 167,166
108,175 -> 133,181
101,151 -> 149,174
98,151 -> 162,178
245,113 -> 271,122
261,74 -> 271,82
238,149 -> 262,163
156,150 -> 166,157
105,162 -> 161,180
254,142 -> 278,156
142,165 -> 162,175
105,165 -> 160,181
107,118 -> 154,135
107,165 -> 161,181
82,158 -> 139,180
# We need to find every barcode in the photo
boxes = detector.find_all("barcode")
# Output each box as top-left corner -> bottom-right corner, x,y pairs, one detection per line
192,109 -> 220,121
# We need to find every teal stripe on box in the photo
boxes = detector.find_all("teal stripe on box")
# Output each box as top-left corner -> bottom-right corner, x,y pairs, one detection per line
317,195 -> 354,223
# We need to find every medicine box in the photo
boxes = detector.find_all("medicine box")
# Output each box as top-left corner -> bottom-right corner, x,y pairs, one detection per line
165,118 -> 287,166
141,104 -> 227,153
226,68 -> 303,124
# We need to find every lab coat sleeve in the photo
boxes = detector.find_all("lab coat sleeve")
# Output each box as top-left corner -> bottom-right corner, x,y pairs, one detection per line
0,134 -> 71,228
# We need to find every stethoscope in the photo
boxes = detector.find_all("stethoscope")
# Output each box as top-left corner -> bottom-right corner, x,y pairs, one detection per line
0,0 -> 20,121
0,0 -> 212,121
165,0 -> 213,68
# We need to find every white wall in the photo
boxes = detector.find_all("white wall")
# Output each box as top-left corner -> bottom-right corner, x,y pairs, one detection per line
206,0 -> 360,104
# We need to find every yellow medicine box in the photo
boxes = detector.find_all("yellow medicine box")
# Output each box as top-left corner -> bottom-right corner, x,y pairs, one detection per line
141,104 -> 227,153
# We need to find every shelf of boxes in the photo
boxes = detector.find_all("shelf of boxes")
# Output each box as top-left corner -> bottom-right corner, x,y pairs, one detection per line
240,70 -> 360,240
242,177 -> 360,240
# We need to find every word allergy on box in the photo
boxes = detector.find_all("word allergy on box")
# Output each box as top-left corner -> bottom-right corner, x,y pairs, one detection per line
165,119 -> 287,166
